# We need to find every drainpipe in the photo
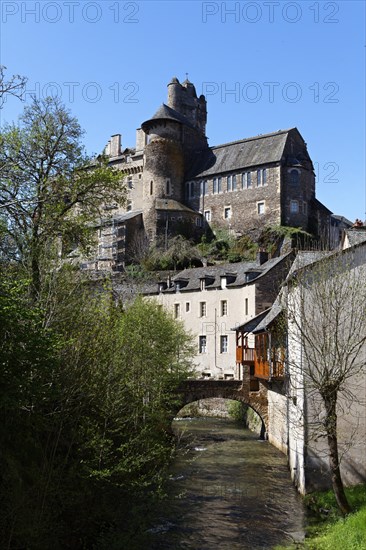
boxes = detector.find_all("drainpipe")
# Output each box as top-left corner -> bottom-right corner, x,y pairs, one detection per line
214,307 -> 217,374
267,330 -> 272,381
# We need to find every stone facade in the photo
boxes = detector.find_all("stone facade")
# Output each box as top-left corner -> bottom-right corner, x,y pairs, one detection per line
89,77 -> 332,271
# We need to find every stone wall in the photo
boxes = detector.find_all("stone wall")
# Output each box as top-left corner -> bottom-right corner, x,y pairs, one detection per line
186,164 -> 282,236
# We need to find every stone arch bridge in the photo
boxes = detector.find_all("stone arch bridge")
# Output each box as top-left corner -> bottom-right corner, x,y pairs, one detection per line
176,379 -> 268,437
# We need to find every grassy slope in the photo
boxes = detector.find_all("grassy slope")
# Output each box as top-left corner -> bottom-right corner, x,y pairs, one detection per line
275,485 -> 366,550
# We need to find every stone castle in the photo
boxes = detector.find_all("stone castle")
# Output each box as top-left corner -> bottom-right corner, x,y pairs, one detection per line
87,77 -> 333,271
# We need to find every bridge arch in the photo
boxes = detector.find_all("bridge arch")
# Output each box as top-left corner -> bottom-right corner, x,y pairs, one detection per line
175,380 -> 268,438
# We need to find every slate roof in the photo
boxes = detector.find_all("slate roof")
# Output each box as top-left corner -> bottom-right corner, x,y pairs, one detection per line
343,228 -> 366,247
155,199 -> 197,213
287,251 -> 330,277
141,103 -> 195,132
146,253 -> 292,294
112,210 -> 143,223
186,129 -> 293,179
311,197 -> 332,214
233,309 -> 271,333
95,210 -> 142,227
253,299 -> 283,333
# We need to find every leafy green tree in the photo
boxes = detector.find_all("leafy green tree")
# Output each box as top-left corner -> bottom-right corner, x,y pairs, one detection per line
0,267 -> 194,547
0,270 -> 63,547
0,96 -> 125,297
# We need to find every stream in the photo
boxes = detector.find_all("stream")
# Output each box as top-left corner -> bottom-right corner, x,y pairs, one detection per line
148,417 -> 306,549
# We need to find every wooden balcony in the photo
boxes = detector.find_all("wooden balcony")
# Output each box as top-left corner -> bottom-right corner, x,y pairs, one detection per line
236,340 -> 285,380
236,346 -> 255,364
254,357 -> 284,380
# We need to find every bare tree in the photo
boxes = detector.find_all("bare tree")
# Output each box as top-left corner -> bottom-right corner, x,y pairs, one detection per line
285,245 -> 366,515
0,66 -> 27,107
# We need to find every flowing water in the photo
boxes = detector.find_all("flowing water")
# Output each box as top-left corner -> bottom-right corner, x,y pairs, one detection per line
148,417 -> 305,550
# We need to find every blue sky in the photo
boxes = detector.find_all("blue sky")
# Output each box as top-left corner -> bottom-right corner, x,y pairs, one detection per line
1,0 -> 365,222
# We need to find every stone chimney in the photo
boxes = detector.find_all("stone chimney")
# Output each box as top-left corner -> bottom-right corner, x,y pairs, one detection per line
110,134 -> 121,157
136,128 -> 146,151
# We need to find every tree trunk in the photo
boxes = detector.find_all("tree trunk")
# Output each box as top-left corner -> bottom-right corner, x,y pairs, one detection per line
30,224 -> 41,301
324,395 -> 351,516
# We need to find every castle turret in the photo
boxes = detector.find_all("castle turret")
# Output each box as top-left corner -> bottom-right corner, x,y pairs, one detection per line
140,77 -> 208,240
167,76 -> 207,135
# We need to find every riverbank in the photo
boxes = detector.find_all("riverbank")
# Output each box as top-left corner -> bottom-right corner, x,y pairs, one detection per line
275,484 -> 366,549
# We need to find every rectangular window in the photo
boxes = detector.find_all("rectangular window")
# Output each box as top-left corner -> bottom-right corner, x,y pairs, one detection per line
220,335 -> 228,353
126,200 -> 132,212
245,298 -> 248,316
174,303 -> 180,318
200,301 -> 207,317
201,180 -> 207,196
227,175 -> 232,192
290,200 -> 299,213
263,168 -> 267,185
247,172 -> 252,188
224,206 -> 232,219
185,302 -> 190,313
257,169 -> 262,187
214,176 -> 222,193
204,210 -> 211,222
199,335 -> 207,354
303,201 -> 307,215
257,201 -> 265,215
232,174 -> 237,190
221,300 -> 228,316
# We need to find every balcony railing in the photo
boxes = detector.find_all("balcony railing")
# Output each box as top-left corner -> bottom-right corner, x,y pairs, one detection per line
254,358 -> 284,380
236,346 -> 255,364
236,345 -> 285,380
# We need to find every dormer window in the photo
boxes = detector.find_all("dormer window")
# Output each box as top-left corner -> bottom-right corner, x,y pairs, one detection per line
174,277 -> 189,291
221,276 -> 227,289
158,282 -> 167,293
200,278 -> 206,291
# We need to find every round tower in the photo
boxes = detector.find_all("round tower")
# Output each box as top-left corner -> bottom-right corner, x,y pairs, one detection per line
167,76 -> 182,112
141,106 -> 185,240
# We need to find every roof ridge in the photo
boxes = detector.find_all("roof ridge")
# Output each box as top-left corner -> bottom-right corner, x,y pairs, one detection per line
210,128 -> 295,150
